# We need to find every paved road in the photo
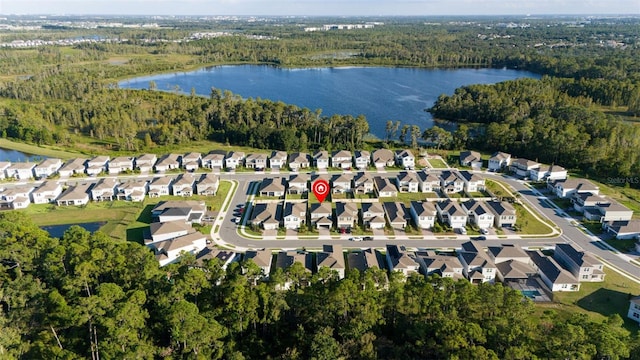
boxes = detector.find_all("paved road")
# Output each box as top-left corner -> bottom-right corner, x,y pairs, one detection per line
211,169 -> 639,280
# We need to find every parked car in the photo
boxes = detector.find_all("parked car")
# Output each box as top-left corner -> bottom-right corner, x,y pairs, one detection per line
363,236 -> 373,241
350,237 -> 363,242
480,228 -> 489,235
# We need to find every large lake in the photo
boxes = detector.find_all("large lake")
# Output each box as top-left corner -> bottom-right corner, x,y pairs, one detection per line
119,65 -> 540,138
0,148 -> 47,162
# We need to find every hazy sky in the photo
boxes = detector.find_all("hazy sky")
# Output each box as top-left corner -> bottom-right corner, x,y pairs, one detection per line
0,0 -> 638,16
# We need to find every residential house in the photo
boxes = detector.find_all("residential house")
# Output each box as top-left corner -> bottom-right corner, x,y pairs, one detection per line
31,181 -> 62,204
244,249 -> 274,279
458,171 -> 485,193
628,296 -> 640,324
331,173 -> 353,194
353,150 -> 371,170
152,231 -> 207,267
371,149 -> 395,168
196,173 -> 219,196
288,152 -> 310,170
195,248 -> 239,271
5,162 -> 36,180
527,250 -> 580,292
550,178 -> 599,198
91,177 -> 117,202
134,154 -> 157,173
374,176 -> 398,197
459,150 -> 482,168
172,173 -> 196,197
331,150 -> 353,169
283,201 -> 307,229
201,151 -> 226,169
245,153 -> 268,170
56,183 -> 91,206
362,202 -> 386,229
1,185 -> 34,209
396,171 -> 420,193
462,200 -> 494,230
603,220 -> 640,240
395,149 -> 415,169
336,202 -> 358,230
510,158 -> 539,179
86,156 -> 110,176
225,151 -> 245,170
275,251 -> 313,290
487,244 -> 530,265
148,177 -> 172,198
152,200 -> 206,224
487,151 -> 511,172
417,170 -> 440,193
310,202 -> 333,229
383,202 -> 407,229
108,156 -> 134,175
573,192 -> 607,213
530,164 -> 567,182
115,179 -> 147,202
554,243 -> 605,282
457,241 -> 497,284
258,177 -> 286,197
33,158 -> 62,179
287,173 -> 308,195
486,200 -> 517,228
182,152 -> 202,171
495,260 -> 537,283
415,251 -> 464,280
154,154 -> 181,172
353,172 -> 374,194
348,248 -> 385,274
386,245 -> 420,278
269,151 -> 288,169
439,170 -> 464,194
436,200 -> 468,229
313,151 -> 330,169
410,201 -> 437,229
58,158 -> 87,178
148,220 -> 193,243
250,202 -> 281,230
0,162 -> 10,179
585,200 -> 633,223
316,244 -> 346,279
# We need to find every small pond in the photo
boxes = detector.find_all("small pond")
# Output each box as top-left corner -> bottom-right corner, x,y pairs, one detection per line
41,222 -> 106,238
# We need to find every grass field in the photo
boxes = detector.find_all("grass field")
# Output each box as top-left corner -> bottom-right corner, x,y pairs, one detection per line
427,158 -> 448,169
380,192 -> 428,204
539,268 -> 640,334
485,179 -> 511,198
513,203 -> 554,235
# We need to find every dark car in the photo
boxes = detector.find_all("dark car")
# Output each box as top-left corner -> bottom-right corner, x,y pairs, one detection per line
363,236 -> 373,241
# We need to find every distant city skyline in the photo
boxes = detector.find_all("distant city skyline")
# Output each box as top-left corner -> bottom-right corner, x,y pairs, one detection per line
0,0 -> 638,16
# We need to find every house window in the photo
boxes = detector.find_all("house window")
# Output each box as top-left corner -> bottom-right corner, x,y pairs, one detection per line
562,284 -> 568,288
634,304 -> 640,310
582,275 -> 589,280
634,312 -> 640,319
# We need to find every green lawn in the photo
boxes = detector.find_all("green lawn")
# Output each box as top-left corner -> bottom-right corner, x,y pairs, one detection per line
513,203 -> 555,235
427,158 -> 448,169
485,179 -> 511,198
380,192 -> 428,204
604,238 -> 638,253
544,268 -> 640,334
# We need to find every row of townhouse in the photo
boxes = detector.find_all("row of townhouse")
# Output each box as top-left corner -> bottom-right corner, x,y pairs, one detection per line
260,170 -> 486,200
386,242 -> 603,292
160,242 -> 602,294
460,150 -> 568,182
146,200 -> 209,266
248,197 -> 516,232
0,173 -> 219,210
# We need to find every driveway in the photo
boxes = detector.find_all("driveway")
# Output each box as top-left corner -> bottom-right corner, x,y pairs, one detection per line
372,228 -> 386,237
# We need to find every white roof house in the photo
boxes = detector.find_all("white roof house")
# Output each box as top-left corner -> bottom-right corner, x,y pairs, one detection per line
31,181 -> 62,205
5,162 -> 36,180
33,158 -> 63,179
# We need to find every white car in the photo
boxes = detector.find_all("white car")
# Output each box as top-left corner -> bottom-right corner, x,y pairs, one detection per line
349,237 -> 363,242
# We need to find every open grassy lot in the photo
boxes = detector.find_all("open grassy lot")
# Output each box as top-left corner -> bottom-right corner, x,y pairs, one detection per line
484,179 -> 510,199
537,268 -> 640,334
380,192 -> 429,204
513,203 -> 554,235
427,158 -> 448,169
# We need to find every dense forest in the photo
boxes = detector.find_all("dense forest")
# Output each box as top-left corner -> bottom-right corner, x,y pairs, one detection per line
0,212 -> 638,359
427,77 -> 640,180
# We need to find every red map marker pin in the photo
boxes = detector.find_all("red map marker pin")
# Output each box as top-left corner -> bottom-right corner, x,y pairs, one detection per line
311,179 -> 330,203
